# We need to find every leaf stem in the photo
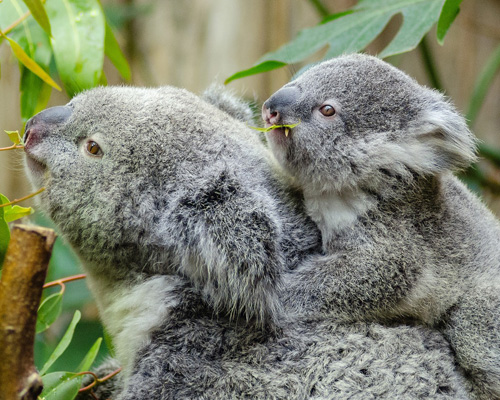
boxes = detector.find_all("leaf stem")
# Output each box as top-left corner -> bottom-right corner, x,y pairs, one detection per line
43,274 -> 86,290
77,367 -> 122,393
0,187 -> 45,208
308,0 -> 330,18
2,11 -> 31,36
466,42 -> 500,128
418,36 -> 444,92
0,144 -> 24,151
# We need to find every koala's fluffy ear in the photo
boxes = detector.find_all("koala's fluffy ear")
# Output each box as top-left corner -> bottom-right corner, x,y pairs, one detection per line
399,97 -> 477,175
202,83 -> 255,125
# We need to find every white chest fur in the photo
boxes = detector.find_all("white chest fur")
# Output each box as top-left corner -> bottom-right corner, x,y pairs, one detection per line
304,190 -> 373,246
86,274 -> 183,377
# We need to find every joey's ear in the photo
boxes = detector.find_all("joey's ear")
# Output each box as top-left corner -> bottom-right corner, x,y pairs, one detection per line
408,100 -> 477,174
202,83 -> 256,124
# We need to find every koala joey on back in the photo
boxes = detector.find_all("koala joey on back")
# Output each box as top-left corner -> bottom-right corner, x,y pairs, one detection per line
263,53 -> 500,399
23,84 -> 473,399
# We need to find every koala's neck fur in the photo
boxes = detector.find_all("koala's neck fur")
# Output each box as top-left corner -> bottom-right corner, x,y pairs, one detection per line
304,188 -> 375,246
85,270 -> 184,378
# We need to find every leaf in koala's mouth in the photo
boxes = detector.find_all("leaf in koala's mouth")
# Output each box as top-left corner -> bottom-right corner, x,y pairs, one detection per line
249,121 -> 301,136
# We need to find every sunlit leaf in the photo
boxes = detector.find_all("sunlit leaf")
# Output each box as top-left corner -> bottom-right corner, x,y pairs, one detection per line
36,291 -> 63,333
45,0 -> 105,96
5,130 -> 22,145
437,0 -> 463,45
39,371 -> 82,400
77,338 -> 102,372
1,33 -> 61,90
249,121 -> 301,132
22,0 -> 51,36
40,310 -> 81,375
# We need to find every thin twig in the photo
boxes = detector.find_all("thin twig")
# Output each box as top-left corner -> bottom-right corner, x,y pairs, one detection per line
0,144 -> 24,151
0,187 -> 45,208
43,274 -> 87,289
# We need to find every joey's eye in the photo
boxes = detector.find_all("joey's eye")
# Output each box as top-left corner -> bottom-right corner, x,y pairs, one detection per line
86,140 -> 103,156
319,104 -> 336,117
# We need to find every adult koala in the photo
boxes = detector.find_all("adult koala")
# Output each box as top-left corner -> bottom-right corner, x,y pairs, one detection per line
24,84 -> 470,399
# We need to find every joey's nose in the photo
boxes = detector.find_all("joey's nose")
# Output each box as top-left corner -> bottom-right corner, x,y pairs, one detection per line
24,106 -> 72,145
262,86 -> 300,125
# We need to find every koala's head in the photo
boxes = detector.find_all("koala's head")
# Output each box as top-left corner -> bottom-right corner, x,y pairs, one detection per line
262,54 -> 476,195
23,86 -> 264,278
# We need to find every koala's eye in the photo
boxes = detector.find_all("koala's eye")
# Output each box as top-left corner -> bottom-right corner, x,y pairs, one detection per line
319,104 -> 336,117
86,140 -> 103,157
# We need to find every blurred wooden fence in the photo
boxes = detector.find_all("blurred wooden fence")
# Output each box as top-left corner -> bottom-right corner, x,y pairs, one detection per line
1,0 -> 499,209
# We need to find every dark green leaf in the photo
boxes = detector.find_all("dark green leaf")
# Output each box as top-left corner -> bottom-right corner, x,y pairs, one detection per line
104,20 -> 131,80
22,0 -> 52,36
437,0 -> 463,45
39,371 -> 82,400
40,310 -> 81,374
45,0 -> 105,96
77,338 -> 102,372
20,68 -> 52,123
225,61 -> 287,85
36,291 -> 63,334
0,194 -> 10,266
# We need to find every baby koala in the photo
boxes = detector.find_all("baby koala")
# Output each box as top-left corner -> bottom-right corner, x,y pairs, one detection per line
262,53 -> 500,399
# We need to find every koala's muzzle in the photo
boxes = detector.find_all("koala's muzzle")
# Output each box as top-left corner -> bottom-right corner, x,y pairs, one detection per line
24,106 -> 72,148
262,86 -> 300,126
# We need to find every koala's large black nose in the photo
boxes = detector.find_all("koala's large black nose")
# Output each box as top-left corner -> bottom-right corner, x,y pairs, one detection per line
24,106 -> 72,145
262,86 -> 300,125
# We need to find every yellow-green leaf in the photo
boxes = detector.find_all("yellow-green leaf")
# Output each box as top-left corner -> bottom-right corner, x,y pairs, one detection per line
249,121 -> 301,132
4,205 -> 34,222
22,0 -> 52,36
1,33 -> 61,90
4,130 -> 22,145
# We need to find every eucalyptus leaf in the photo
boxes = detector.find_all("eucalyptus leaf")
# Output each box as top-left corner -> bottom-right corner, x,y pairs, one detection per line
5,130 -> 22,145
45,0 -> 105,96
104,20 -> 131,80
1,33 -> 61,90
437,0 -> 463,44
0,194 -> 10,266
40,310 -> 81,375
227,0 -> 446,82
22,0 -> 52,36
39,371 -> 82,400
4,204 -> 33,222
249,121 -> 301,132
36,291 -> 63,333
77,338 -> 102,372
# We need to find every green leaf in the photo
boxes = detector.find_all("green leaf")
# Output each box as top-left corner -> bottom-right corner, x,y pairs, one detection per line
5,130 -> 22,145
22,0 -> 52,36
36,291 -> 63,333
227,0 -> 445,82
77,338 -> 102,372
225,61 -> 287,84
45,0 -> 105,96
104,20 -> 131,80
466,43 -> 500,128
437,0 -> 463,45
1,33 -> 61,90
4,205 -> 34,222
20,68 -> 53,123
40,310 -> 81,375
0,194 -> 10,266
39,371 -> 82,400
249,121 -> 301,132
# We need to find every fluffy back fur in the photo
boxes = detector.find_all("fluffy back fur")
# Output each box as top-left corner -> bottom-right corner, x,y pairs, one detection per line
25,84 -> 474,399
263,53 -> 500,399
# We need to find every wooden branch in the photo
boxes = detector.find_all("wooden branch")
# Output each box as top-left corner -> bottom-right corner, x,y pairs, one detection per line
0,225 -> 56,400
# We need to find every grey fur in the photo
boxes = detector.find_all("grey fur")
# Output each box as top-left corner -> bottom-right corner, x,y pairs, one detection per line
262,53 -> 500,399
25,84 -> 472,399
